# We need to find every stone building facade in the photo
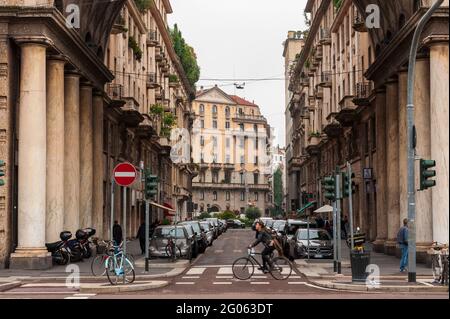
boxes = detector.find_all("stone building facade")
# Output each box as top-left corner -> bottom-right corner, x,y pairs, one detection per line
287,0 -> 449,261
191,86 -> 272,216
0,0 -> 196,269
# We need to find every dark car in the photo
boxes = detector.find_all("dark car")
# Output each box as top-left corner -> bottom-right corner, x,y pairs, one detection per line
226,219 -> 245,229
288,228 -> 333,260
180,221 -> 208,254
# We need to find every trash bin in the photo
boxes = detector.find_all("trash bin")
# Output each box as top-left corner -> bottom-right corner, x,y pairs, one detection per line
350,251 -> 371,282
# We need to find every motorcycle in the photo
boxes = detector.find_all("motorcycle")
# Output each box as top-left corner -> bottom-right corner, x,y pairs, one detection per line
45,231 -> 72,265
76,228 -> 96,259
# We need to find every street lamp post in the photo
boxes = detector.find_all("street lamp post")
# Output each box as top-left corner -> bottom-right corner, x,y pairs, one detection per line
406,0 -> 443,283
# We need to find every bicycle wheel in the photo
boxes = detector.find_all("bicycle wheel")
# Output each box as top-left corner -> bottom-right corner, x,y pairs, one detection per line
232,257 -> 255,280
91,255 -> 107,276
106,256 -> 135,285
270,256 -> 292,280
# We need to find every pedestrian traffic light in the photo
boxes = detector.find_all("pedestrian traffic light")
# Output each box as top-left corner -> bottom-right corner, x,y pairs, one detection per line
144,171 -> 158,200
419,159 -> 436,191
322,176 -> 335,201
0,160 -> 5,187
342,172 -> 356,198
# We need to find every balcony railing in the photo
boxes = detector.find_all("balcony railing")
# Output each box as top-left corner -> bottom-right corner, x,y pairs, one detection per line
146,73 -> 158,88
106,83 -> 123,100
234,113 -> 267,122
319,71 -> 332,87
147,31 -> 158,46
352,82 -> 373,107
319,28 -> 331,44
353,12 -> 367,32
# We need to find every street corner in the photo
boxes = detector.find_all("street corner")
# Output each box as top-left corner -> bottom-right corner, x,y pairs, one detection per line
79,280 -> 169,294
134,258 -> 190,269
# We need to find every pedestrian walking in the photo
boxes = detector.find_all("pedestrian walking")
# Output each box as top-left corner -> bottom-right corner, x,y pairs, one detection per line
341,215 -> 348,239
315,214 -> 325,228
397,218 -> 409,273
112,220 -> 123,246
136,220 -> 146,255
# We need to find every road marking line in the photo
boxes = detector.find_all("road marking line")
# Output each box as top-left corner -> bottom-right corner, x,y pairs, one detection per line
233,250 -> 242,253
186,267 -> 206,275
213,282 -> 232,285
21,283 -> 72,288
418,281 -> 434,287
214,250 -> 224,253
175,282 -> 195,285
0,292 -> 75,295
288,282 -> 306,285
216,276 -> 234,279
182,276 -> 200,279
252,276 -> 269,279
217,267 -> 233,275
64,297 -> 89,299
250,282 -> 270,285
290,276 -> 302,279
73,293 -> 97,297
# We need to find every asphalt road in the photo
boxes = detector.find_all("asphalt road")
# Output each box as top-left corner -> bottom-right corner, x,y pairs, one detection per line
0,229 -> 447,300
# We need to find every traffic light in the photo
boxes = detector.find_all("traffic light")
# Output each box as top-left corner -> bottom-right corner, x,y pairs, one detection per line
322,176 -> 336,201
342,172 -> 356,198
0,160 -> 5,187
419,159 -> 436,191
144,171 -> 158,200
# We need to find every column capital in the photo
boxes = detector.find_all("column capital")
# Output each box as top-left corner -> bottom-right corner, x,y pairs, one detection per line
385,76 -> 398,85
13,36 -> 53,48
422,35 -> 449,48
64,69 -> 82,78
47,54 -> 68,63
397,66 -> 409,74
80,80 -> 94,88
93,89 -> 105,98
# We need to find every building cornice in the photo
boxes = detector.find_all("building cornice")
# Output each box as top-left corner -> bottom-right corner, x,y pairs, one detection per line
127,0 -> 147,34
330,0 -> 352,32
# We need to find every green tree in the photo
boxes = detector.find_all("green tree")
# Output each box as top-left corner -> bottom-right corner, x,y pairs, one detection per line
273,167 -> 284,217
170,24 -> 200,87
218,211 -> 236,220
198,212 -> 211,220
245,207 -> 261,221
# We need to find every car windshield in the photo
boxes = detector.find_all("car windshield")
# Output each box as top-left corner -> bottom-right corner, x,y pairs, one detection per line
265,220 -> 274,228
297,229 -> 331,241
200,223 -> 210,231
272,221 -> 286,231
182,225 -> 193,237
189,223 -> 201,234
154,227 -> 185,239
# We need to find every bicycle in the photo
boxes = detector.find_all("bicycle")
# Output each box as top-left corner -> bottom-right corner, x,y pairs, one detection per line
232,248 -> 292,280
105,245 -> 135,285
91,240 -> 115,277
165,229 -> 182,262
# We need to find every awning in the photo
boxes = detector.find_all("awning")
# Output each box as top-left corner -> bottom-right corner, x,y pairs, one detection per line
297,201 -> 316,215
314,205 -> 334,214
149,201 -> 176,213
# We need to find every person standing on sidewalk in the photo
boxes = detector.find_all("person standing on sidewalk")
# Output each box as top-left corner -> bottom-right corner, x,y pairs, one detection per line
113,220 -> 123,246
397,218 -> 409,273
136,220 -> 146,255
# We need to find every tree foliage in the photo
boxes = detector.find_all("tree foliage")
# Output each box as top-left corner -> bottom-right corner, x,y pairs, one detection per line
273,168 -> 284,215
170,24 -> 200,88
245,207 -> 261,221
198,212 -> 211,220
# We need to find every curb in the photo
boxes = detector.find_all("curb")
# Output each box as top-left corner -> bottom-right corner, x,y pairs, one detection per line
311,280 -> 449,293
0,281 -> 22,292
79,280 -> 169,294
134,259 -> 190,269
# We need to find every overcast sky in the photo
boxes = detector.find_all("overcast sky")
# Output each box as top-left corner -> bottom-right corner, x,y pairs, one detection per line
168,0 -> 308,147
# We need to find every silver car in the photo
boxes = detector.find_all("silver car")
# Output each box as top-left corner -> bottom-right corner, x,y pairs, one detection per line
288,228 -> 333,259
149,226 -> 193,258
199,221 -> 214,246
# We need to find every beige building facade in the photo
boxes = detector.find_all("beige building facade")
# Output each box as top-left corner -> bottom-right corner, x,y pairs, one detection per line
0,0 -> 196,269
191,86 -> 272,216
287,0 -> 449,262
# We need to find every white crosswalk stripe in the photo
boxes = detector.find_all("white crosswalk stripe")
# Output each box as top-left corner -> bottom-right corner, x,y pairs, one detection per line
186,267 -> 206,275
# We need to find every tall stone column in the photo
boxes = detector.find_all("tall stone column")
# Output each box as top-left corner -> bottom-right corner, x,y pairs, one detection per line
10,41 -> 52,269
46,57 -> 65,243
79,83 -> 93,229
92,91 -> 104,238
384,77 -> 400,255
373,87 -> 387,252
398,68 -> 408,229
64,72 -> 81,232
413,56 -> 433,262
429,41 -> 449,244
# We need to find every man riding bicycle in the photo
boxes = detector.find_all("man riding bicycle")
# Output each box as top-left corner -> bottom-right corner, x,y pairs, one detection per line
248,221 -> 274,273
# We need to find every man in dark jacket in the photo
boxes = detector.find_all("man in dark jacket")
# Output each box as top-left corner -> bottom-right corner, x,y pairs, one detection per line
397,218 -> 409,272
136,221 -> 146,255
249,221 -> 274,273
113,220 -> 123,246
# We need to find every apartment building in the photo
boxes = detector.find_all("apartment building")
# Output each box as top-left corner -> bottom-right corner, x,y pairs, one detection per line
287,0 -> 448,261
191,86 -> 272,216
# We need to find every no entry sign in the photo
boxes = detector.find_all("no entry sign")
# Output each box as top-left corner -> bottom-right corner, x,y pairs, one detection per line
113,162 -> 137,187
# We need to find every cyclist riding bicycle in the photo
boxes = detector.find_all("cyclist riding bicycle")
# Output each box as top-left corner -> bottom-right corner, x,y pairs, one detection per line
248,221 -> 274,273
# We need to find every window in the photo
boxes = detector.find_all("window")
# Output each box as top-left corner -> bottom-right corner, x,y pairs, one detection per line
238,108 -> 243,115
240,191 -> 245,201
213,136 -> 218,147
240,155 -> 245,164
212,105 -> 218,114
200,172 -> 205,183
213,191 -> 218,201
254,192 -> 259,201
239,124 -> 245,132
226,138 -> 230,148
225,171 -> 231,183
254,156 -> 258,165
240,172 -> 245,184
255,138 -> 259,149
226,191 -> 230,201
213,153 -> 218,163
225,155 -> 231,163
254,124 -> 258,132
199,104 -> 205,114
200,136 -> 205,146
254,173 -> 259,184
201,120 -> 205,129
240,137 -> 245,148
225,106 -> 230,117
213,120 -> 218,129
200,191 -> 205,200
225,121 -> 230,129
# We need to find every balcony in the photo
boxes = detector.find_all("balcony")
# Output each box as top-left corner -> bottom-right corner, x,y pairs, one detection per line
288,157 -> 302,171
146,73 -> 159,89
306,135 -> 322,156
193,182 -> 246,190
353,82 -> 373,107
211,162 -> 222,170
147,31 -> 158,47
300,77 -> 310,87
353,13 -> 368,32
314,46 -> 323,61
155,49 -> 164,62
319,71 -> 332,87
155,88 -> 165,102
223,163 -> 235,170
336,95 -> 358,127
319,28 -> 331,45
136,114 -> 158,139
315,87 -> 323,100
106,84 -> 126,108
233,113 -> 267,124
323,113 -> 342,138
111,14 -> 126,34
120,97 -> 144,127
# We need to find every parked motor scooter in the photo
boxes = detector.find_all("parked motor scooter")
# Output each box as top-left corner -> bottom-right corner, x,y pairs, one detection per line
76,228 -> 96,259
45,231 -> 72,265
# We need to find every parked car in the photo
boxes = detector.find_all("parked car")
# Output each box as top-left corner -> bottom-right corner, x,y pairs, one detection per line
283,219 -> 317,256
260,217 -> 273,225
199,221 -> 214,246
181,221 -> 208,254
226,219 -> 245,229
218,219 -> 227,233
205,218 -> 220,238
288,228 -> 333,260
265,219 -> 275,229
178,223 -> 199,258
270,220 -> 288,250
149,225 -> 195,259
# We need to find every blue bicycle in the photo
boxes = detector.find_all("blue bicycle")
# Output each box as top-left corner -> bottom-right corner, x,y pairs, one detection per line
105,242 -> 135,285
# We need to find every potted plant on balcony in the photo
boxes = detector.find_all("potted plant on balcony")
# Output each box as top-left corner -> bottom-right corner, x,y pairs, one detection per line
169,74 -> 180,88
128,36 -> 143,61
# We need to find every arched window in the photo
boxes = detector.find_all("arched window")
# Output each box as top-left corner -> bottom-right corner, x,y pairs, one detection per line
213,191 -> 218,201
225,106 -> 230,117
199,104 -> 205,114
212,105 -> 218,114
254,124 -> 258,132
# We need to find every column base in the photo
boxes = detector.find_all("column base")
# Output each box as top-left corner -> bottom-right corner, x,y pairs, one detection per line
384,240 -> 397,256
9,248 -> 52,270
372,239 -> 386,253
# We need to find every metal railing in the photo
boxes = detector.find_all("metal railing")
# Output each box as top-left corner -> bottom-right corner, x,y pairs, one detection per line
321,71 -> 332,84
320,28 -> 331,42
106,84 -> 123,100
355,82 -> 372,99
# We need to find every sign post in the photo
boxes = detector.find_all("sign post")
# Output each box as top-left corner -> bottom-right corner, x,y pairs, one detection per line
347,162 -> 355,250
113,162 -> 138,284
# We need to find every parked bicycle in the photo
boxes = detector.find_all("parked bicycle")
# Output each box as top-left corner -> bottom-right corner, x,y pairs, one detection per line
428,242 -> 449,286
165,228 -> 182,262
232,248 -> 292,280
91,240 -> 135,278
105,242 -> 135,285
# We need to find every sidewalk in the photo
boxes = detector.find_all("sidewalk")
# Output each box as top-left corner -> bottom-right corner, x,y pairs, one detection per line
295,241 -> 448,293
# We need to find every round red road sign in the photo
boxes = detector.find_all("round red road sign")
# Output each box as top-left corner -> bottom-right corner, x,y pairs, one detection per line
113,162 -> 138,187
